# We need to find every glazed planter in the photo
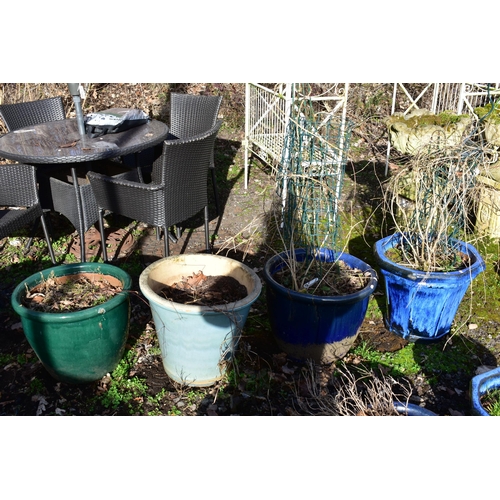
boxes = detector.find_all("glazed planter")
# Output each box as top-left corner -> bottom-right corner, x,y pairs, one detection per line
374,233 -> 485,343
262,248 -> 378,364
470,366 -> 500,416
139,254 -> 262,387
11,263 -> 131,384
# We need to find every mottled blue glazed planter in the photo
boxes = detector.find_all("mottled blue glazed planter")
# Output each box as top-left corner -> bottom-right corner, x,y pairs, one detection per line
139,254 -> 262,387
374,234 -> 485,343
470,366 -> 500,416
263,248 -> 378,364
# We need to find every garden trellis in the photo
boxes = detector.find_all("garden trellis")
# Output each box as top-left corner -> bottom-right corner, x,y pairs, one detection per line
278,103 -> 354,252
244,84 -> 351,252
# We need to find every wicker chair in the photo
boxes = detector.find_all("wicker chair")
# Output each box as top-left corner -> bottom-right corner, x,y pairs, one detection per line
49,162 -> 136,262
0,97 -> 65,132
0,97 -> 66,211
88,120 -> 222,261
122,93 -> 223,210
169,93 -> 223,215
0,163 -> 56,264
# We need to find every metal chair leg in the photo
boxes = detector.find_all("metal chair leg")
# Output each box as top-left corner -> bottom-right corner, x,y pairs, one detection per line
210,167 -> 220,216
97,209 -> 108,263
24,219 -> 40,254
39,213 -> 57,265
79,230 -> 86,262
204,205 -> 211,253
163,225 -> 169,257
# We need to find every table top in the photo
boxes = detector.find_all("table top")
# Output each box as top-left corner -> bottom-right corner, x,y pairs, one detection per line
0,118 -> 169,164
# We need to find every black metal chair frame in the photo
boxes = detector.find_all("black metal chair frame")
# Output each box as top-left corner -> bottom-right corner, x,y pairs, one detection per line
88,120 -> 222,261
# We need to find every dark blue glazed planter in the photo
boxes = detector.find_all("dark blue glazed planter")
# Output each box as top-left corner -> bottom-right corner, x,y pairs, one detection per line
470,366 -> 500,416
263,248 -> 378,364
373,234 -> 485,343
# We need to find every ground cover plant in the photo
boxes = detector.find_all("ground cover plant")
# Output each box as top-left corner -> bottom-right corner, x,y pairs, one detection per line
1,83 -> 500,416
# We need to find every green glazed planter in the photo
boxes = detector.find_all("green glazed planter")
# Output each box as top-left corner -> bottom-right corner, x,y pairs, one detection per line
11,263 -> 131,384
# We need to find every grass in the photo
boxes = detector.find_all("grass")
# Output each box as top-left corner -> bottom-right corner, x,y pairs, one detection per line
352,334 -> 479,381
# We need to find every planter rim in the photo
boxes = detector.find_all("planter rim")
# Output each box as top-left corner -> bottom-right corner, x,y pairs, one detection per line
11,262 -> 132,322
139,253 -> 262,314
263,248 -> 378,305
374,233 -> 485,281
470,366 -> 500,416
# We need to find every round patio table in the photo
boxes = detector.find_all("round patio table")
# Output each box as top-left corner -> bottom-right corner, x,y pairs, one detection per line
0,117 -> 169,164
0,118 -> 169,261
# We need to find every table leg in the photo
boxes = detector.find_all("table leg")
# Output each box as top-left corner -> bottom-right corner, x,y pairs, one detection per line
71,165 -> 87,262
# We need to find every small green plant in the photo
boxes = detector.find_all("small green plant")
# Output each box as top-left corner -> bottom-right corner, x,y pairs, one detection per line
29,377 -> 45,395
168,406 -> 182,416
97,351 -> 148,414
352,341 -> 420,376
0,354 -> 11,366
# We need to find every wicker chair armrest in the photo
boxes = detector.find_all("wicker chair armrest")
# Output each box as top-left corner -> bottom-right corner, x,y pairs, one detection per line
87,170 -> 165,226
87,170 -> 162,192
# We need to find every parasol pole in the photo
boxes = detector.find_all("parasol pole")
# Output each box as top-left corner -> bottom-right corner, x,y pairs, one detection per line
68,83 -> 86,136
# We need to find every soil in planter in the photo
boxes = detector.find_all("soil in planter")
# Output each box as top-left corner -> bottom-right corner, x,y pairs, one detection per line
159,270 -> 248,306
22,273 -> 123,313
385,245 -> 471,272
274,260 -> 371,296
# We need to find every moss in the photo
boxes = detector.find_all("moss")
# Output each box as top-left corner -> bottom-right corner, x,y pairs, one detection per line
387,110 -> 470,130
475,102 -> 500,124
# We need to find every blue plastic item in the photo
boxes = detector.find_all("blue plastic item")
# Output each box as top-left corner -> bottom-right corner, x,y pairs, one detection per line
470,366 -> 500,416
373,234 -> 485,342
393,401 -> 437,416
262,248 -> 378,363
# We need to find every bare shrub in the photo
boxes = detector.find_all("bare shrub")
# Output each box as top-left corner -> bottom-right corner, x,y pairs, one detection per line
294,361 -> 413,416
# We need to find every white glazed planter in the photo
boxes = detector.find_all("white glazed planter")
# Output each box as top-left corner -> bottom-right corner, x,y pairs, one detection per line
139,254 -> 262,387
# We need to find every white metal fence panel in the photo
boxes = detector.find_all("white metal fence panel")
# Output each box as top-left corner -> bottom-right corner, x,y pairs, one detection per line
244,83 -> 349,189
